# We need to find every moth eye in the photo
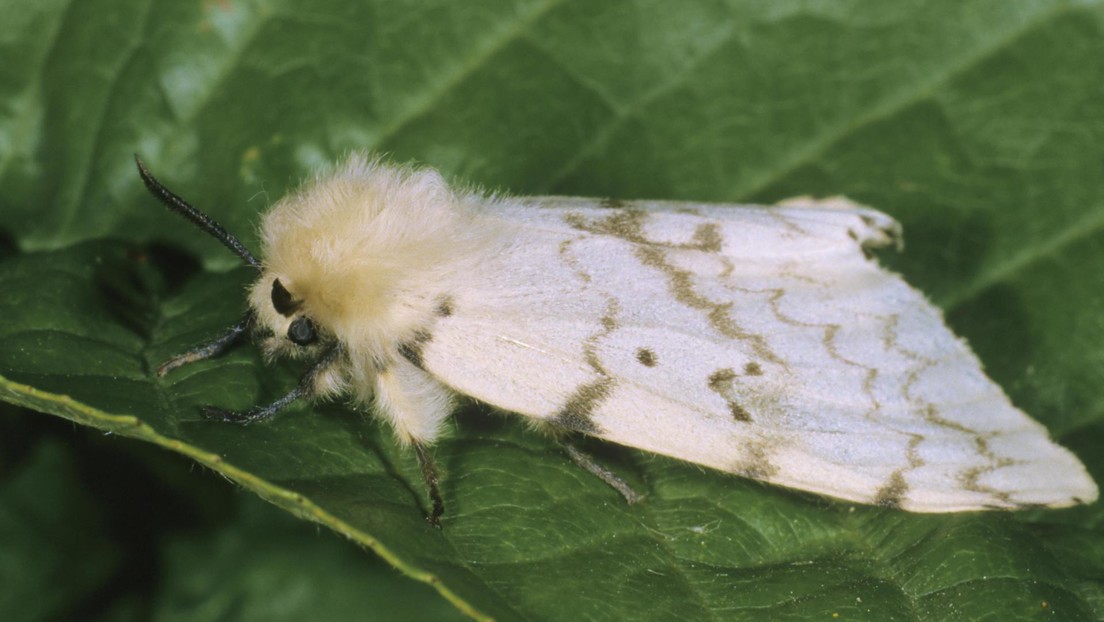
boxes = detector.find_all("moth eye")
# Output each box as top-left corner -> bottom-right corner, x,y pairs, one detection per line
287,317 -> 317,346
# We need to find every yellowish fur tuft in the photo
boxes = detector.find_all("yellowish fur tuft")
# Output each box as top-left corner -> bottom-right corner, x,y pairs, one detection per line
246,155 -> 510,440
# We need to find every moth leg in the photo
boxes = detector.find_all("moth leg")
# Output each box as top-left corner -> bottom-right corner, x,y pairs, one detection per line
202,343 -> 342,425
373,360 -> 455,526
413,443 -> 444,528
158,312 -> 253,376
561,440 -> 644,505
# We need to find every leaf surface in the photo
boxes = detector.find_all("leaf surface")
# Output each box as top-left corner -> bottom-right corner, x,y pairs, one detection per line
1,1 -> 1103,619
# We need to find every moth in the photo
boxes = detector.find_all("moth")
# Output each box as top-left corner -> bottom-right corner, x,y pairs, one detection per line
137,154 -> 1098,526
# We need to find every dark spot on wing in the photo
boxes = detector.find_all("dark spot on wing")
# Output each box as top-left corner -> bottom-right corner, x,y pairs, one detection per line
552,379 -> 612,434
707,368 -> 753,422
733,441 -> 778,479
708,368 -> 736,390
398,329 -> 433,370
435,296 -> 454,318
600,198 -> 625,209
691,223 -> 722,253
635,348 -> 657,367
874,472 -> 909,508
729,402 -> 751,422
744,362 -> 763,376
271,278 -> 301,317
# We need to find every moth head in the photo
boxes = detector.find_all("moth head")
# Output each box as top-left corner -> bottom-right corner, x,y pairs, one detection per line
247,155 -> 472,351
134,155 -> 333,358
248,273 -> 332,359
137,154 -> 468,360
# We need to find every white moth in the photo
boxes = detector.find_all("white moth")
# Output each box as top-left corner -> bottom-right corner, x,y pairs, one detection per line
137,154 -> 1098,525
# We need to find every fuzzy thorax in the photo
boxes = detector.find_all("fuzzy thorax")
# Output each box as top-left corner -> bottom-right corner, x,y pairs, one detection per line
248,156 -> 500,368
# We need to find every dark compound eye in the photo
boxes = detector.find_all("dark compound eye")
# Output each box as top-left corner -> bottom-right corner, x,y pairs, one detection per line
287,316 -> 317,346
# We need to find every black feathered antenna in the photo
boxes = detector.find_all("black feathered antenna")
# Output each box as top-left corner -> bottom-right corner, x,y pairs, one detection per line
134,155 -> 262,269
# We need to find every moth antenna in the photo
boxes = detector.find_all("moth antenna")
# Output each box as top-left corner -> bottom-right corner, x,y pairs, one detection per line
134,155 -> 262,269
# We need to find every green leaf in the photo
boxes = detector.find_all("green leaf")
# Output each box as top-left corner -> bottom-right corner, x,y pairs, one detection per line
149,479 -> 469,622
2,1 -> 1103,620
0,407 -> 467,621
0,437 -> 120,622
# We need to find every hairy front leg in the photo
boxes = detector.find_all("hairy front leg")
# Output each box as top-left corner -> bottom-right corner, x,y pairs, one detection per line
373,360 -> 456,527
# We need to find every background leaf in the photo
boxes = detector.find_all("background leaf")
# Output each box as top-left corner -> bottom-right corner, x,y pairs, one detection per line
1,0 -> 1102,620
0,408 -> 465,622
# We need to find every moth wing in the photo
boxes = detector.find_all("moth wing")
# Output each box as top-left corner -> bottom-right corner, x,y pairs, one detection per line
417,196 -> 1097,511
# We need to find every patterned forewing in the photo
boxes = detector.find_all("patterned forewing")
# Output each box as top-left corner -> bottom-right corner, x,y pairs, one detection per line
419,198 -> 1097,511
